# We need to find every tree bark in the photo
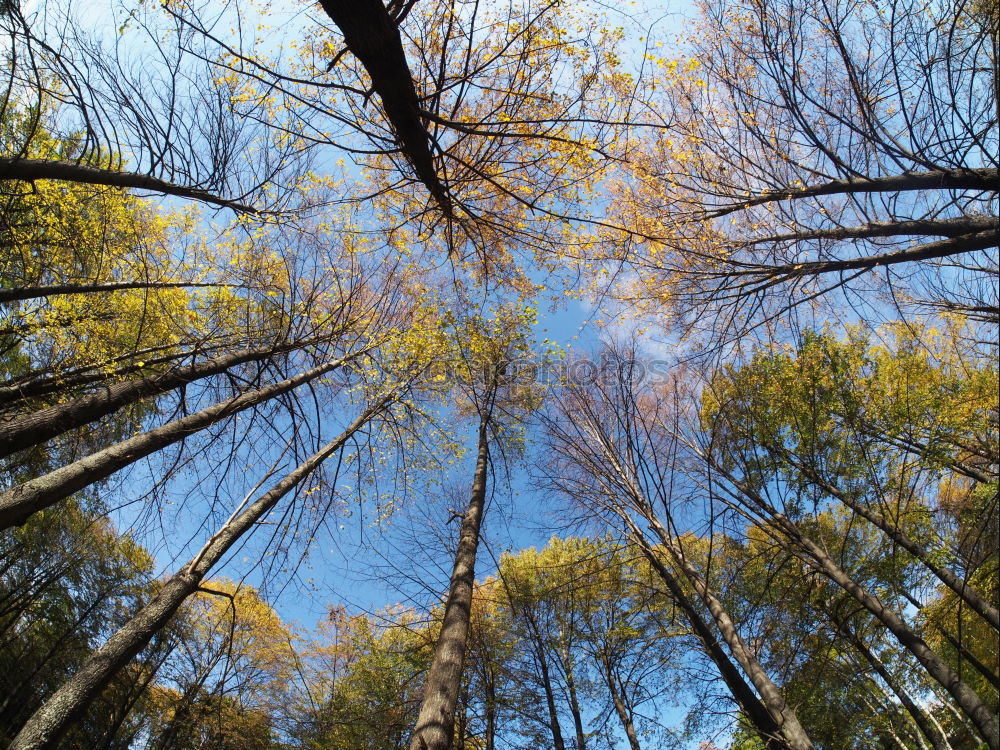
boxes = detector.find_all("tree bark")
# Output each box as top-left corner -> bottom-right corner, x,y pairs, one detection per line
0,334 -> 339,459
562,647 -> 587,750
408,418 -> 490,750
623,522 -> 792,750
601,656 -> 641,750
641,514 -> 814,750
701,168 -> 999,219
316,0 -> 452,217
0,281 -> 238,305
760,506 -> 999,748
0,353 -> 358,530
800,466 -> 999,632
0,158 -> 254,212
852,633 -> 948,750
7,396 -> 390,750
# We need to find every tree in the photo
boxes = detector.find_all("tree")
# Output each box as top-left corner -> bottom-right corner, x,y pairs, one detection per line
540,346 -> 816,750
703,321 -> 998,745
409,306 -> 540,750
1,169 -> 425,529
608,0 -> 998,341
7,315 -> 443,750
495,536 -> 682,750
147,581 -> 294,750
1,2 -> 308,212
705,322 -> 998,629
0,499 -> 161,749
291,606 -> 434,750
154,0 -> 642,279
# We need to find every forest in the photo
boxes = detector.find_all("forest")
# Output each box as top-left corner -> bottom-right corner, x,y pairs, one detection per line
0,0 -> 996,748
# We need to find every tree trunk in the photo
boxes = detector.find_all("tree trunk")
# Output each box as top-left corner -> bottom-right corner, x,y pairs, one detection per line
408,418 -> 489,750
0,341 -> 219,410
483,666 -> 496,750
316,0 -> 452,217
801,465 -> 999,631
0,280 -> 238,305
0,334 -> 340,459
834,616 -> 949,750
718,465 -> 1000,748
0,158 -> 253,212
622,522 -> 792,750
643,513 -> 815,750
601,656 -> 641,750
525,612 -> 567,750
562,647 -> 586,750
789,525 -> 1000,749
7,397 -> 389,750
0,353 -> 359,530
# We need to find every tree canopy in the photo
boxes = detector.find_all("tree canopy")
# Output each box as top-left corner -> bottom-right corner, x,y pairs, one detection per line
0,0 -> 996,748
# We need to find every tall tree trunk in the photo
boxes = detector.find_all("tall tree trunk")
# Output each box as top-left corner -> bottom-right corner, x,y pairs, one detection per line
0,158 -> 254,212
623,523 -> 792,750
791,524 -> 999,748
798,464 -> 999,631
0,352 -> 360,530
409,418 -> 490,750
601,656 -> 641,750
523,610 -> 567,750
640,512 -> 814,750
831,614 -> 949,750
561,646 -> 586,750
483,665 -> 496,750
0,333 -> 342,458
7,397 -> 390,750
0,280 -> 238,305
0,341 -> 222,409
717,465 -> 1000,748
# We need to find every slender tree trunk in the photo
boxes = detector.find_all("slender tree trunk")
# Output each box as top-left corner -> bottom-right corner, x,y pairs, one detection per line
0,158 -> 254,212
0,281 -> 238,305
924,704 -> 957,750
7,397 -> 390,750
936,627 -> 1000,690
801,465 -> 999,631
562,647 -> 587,750
483,666 -> 496,750
408,418 -> 490,750
0,352 -> 360,530
601,656 -> 641,750
525,612 -> 567,750
835,618 -> 949,750
622,523 -> 791,750
718,465 -> 1000,748
0,334 -> 342,459
642,513 -> 815,750
455,686 -> 469,750
0,341 -> 223,409
775,515 -> 998,747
